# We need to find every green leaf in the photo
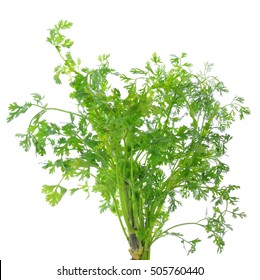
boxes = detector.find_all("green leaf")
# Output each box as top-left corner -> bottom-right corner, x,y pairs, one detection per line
16,133 -> 32,152
170,54 -> 180,64
69,188 -> 80,195
65,52 -> 76,67
47,20 -> 74,49
57,20 -> 73,30
31,93 -> 44,105
151,52 -> 162,63
53,65 -> 63,84
7,102 -> 32,122
42,185 -> 67,206
98,54 -> 110,63
130,68 -> 147,75
62,38 -> 74,48
42,160 -> 56,174
188,238 -> 201,254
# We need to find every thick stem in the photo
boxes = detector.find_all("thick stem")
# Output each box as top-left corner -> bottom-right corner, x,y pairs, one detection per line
129,233 -> 151,260
129,244 -> 151,260
140,246 -> 151,260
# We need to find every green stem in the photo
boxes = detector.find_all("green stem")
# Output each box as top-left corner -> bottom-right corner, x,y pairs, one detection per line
110,191 -> 129,242
56,47 -> 82,76
117,172 -> 131,232
140,245 -> 151,260
33,104 -> 83,118
115,151 -> 132,234
151,219 -> 206,244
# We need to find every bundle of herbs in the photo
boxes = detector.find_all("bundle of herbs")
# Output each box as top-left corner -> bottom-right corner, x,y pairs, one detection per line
7,20 -> 250,260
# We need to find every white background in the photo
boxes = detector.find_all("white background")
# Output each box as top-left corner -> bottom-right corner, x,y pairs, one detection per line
0,0 -> 259,279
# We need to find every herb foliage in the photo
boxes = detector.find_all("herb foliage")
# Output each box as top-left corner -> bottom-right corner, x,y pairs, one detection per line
7,20 -> 250,260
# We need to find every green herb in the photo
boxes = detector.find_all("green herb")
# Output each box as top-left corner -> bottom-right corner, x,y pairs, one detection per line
7,20 -> 250,260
